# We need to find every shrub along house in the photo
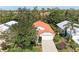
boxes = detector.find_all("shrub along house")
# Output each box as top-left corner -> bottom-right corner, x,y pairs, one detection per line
32,21 -> 57,52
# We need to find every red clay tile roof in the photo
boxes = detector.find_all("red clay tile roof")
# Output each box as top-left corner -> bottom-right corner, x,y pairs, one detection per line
32,21 -> 55,35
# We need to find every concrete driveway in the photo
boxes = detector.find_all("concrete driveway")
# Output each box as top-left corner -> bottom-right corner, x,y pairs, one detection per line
42,40 -> 58,52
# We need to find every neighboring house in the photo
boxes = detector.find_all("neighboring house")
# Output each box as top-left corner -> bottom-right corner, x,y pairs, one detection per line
0,21 -> 18,50
0,21 -> 18,33
32,21 -> 57,52
57,21 -> 79,44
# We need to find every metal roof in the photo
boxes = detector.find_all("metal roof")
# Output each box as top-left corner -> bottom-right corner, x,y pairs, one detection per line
57,21 -> 69,30
0,21 -> 18,32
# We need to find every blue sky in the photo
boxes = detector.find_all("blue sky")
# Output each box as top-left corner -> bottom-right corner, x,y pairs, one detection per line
0,6 -> 79,10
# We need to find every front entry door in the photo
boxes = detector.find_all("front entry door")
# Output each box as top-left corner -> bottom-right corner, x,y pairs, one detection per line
38,37 -> 42,43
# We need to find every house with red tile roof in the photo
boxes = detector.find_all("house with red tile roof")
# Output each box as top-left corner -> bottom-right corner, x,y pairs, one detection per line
32,21 -> 57,52
33,20 -> 55,36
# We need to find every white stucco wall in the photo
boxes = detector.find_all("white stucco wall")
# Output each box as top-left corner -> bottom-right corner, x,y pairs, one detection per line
40,32 -> 55,40
42,36 -> 53,40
